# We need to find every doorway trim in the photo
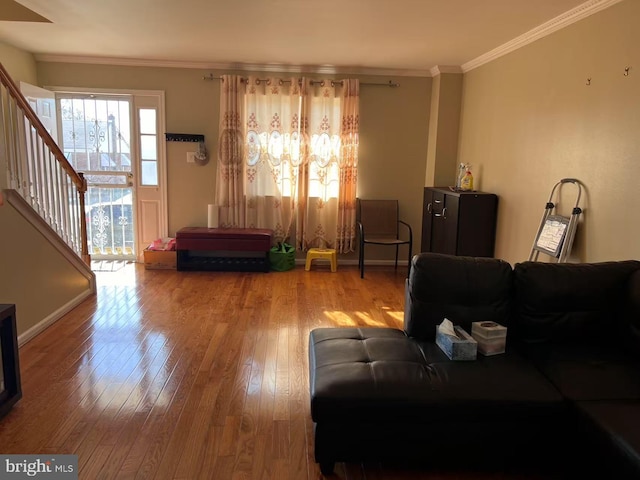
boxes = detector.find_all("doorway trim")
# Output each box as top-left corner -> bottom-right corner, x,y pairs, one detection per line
47,85 -> 167,262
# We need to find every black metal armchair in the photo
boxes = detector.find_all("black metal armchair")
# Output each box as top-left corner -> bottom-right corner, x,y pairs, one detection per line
356,199 -> 413,279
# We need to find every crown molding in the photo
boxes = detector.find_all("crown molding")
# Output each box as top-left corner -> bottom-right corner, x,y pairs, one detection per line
34,0 -> 622,79
462,0 -> 624,72
429,65 -> 463,76
34,54 -> 432,78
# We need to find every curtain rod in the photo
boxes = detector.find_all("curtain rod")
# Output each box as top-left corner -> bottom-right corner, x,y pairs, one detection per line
202,73 -> 399,88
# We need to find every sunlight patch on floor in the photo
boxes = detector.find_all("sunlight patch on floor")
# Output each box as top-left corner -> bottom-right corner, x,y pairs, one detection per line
75,330 -> 172,412
382,307 -> 405,327
323,308 -> 405,328
323,310 -> 357,327
353,311 -> 387,327
95,261 -> 138,287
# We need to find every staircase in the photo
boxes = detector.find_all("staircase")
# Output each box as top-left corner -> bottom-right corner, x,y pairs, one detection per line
0,62 -> 96,343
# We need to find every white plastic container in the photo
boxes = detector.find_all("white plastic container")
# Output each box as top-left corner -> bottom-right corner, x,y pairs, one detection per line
471,321 -> 507,356
474,335 -> 506,356
472,321 -> 507,339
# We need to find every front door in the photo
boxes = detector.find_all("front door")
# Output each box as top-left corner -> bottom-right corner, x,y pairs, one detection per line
23,85 -> 167,263
57,95 -> 136,259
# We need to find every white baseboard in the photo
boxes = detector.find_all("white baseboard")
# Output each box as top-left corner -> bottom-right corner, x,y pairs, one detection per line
18,289 -> 94,346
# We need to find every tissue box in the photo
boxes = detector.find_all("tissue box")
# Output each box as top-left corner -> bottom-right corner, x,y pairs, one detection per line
471,321 -> 507,356
143,249 -> 176,270
471,321 -> 507,339
436,325 -> 477,361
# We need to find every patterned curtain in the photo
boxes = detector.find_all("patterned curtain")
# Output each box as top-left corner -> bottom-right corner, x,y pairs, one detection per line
337,79 -> 359,253
294,78 -> 351,251
243,76 -> 300,240
216,75 -> 359,251
216,75 -> 245,227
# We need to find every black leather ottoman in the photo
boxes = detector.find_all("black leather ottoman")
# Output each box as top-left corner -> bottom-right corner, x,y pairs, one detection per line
309,327 -> 566,474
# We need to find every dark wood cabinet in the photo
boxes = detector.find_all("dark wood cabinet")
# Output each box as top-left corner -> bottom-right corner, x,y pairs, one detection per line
0,304 -> 21,419
421,187 -> 498,257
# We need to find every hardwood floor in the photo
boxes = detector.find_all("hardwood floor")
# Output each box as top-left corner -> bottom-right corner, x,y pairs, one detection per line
0,263 -> 552,479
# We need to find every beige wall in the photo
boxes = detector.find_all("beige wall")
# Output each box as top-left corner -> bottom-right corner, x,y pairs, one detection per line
458,0 -> 640,265
37,63 -> 431,259
425,72 -> 463,187
0,40 -> 37,85
0,202 -> 92,338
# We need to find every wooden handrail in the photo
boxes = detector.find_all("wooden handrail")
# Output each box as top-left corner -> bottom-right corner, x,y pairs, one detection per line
0,62 -> 85,193
1,62 -> 90,264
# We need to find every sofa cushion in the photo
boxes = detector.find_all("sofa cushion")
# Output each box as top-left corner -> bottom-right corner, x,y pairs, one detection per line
309,327 -> 433,423
404,253 -> 512,341
519,342 -> 640,401
309,327 -> 563,424
577,401 -> 640,478
512,260 -> 640,345
512,261 -> 640,401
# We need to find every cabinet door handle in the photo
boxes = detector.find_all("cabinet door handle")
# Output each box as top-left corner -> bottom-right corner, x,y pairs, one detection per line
434,207 -> 447,219
427,202 -> 432,213
434,199 -> 442,204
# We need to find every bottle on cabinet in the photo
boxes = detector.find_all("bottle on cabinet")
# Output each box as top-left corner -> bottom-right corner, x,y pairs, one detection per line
456,163 -> 466,190
460,165 -> 474,191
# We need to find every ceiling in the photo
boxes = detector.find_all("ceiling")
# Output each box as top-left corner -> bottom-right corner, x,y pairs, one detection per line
0,0 -> 611,75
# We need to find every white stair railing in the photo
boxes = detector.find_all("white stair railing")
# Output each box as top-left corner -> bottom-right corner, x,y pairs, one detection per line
0,62 -> 89,264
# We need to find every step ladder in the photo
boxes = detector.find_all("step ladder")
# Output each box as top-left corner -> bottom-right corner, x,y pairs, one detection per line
529,178 -> 584,263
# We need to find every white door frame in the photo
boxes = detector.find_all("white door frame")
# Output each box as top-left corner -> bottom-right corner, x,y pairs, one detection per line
47,86 -> 167,261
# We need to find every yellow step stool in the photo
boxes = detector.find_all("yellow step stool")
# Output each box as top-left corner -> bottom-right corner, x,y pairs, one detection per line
305,248 -> 337,272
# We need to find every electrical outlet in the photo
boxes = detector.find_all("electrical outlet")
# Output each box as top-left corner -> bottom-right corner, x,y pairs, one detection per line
187,152 -> 196,163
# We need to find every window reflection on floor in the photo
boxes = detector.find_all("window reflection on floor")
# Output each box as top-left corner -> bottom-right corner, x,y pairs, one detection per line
80,262 -> 171,412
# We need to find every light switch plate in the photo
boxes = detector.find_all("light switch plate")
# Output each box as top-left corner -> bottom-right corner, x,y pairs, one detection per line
187,152 -> 196,163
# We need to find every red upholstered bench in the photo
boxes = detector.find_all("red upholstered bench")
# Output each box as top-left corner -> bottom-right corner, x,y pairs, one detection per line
176,227 -> 273,272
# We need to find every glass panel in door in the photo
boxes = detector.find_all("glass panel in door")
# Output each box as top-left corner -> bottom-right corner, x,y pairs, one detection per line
58,96 -> 136,259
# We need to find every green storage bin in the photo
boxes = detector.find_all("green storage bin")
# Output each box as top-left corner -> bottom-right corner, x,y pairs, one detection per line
269,242 -> 296,271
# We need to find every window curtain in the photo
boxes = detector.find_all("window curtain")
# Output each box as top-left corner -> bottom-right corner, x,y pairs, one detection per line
216,75 -> 245,228
243,76 -> 299,239
337,79 -> 359,253
294,78 -> 359,252
216,75 -> 359,252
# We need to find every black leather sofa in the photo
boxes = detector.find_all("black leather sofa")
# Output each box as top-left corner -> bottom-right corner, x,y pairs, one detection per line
309,253 -> 640,476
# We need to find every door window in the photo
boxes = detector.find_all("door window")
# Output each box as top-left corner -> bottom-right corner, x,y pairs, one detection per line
139,108 -> 158,186
58,95 -> 135,258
